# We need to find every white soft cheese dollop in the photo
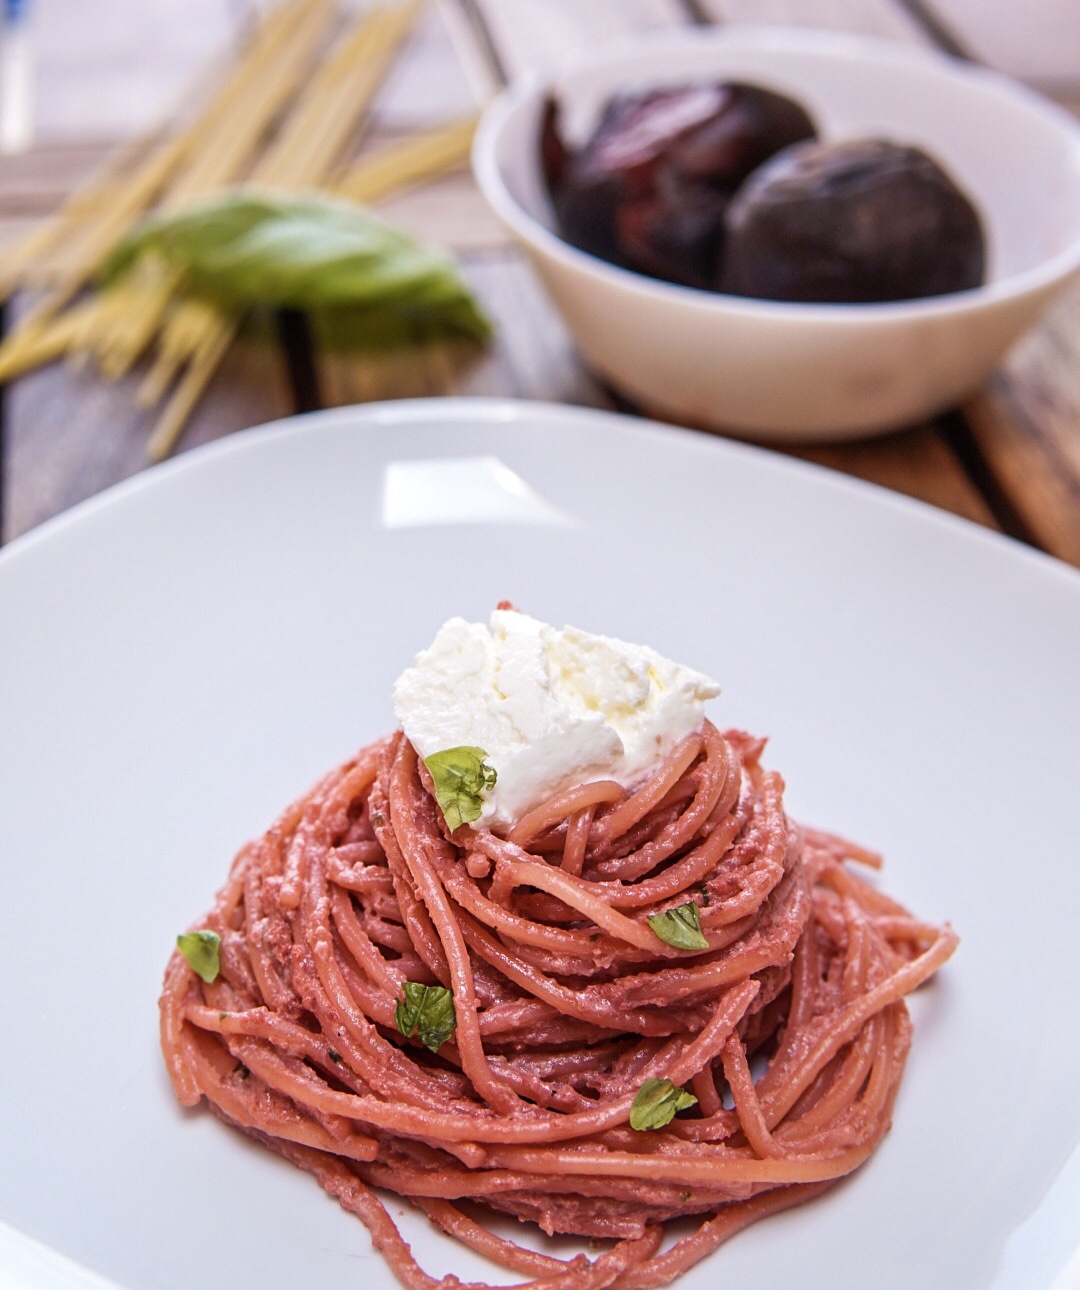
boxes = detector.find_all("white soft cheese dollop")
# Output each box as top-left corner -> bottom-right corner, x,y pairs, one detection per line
392,610 -> 720,831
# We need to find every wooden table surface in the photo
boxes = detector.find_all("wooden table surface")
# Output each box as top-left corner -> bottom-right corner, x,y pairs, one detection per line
1,0 -> 1079,563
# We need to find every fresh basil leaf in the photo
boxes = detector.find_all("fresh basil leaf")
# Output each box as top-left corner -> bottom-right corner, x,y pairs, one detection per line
630,1078 -> 698,1131
647,900 -> 709,951
395,981 -> 456,1053
103,188 -> 491,350
423,746 -> 496,832
177,929 -> 221,983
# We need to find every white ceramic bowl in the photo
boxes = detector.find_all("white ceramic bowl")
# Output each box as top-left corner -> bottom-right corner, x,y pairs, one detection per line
473,27 -> 1080,441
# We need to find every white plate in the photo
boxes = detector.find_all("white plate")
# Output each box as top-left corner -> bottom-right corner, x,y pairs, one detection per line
1,398 -> 1078,1290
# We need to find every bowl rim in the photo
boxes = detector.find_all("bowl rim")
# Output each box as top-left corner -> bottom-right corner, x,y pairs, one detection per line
472,24 -> 1080,324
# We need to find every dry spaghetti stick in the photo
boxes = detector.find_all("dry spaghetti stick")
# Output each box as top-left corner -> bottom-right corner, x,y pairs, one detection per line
40,1 -> 313,312
0,141 -> 143,297
65,295 -> 122,371
137,296 -> 221,408
0,0 -> 324,379
0,132 -> 186,305
91,0 -> 335,378
96,271 -> 179,379
96,0 -> 332,375
0,130 -> 190,363
0,289 -> 130,382
258,2 -> 422,187
163,0 -> 333,206
0,121 -> 205,295
146,316 -> 238,462
333,117 -> 478,204
138,320 -> 192,410
4,113 -> 464,397
0,302 -> 101,382
142,3 -> 423,454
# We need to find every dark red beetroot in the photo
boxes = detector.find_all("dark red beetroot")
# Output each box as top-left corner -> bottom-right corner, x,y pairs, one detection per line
541,84 -> 817,290
721,137 -> 986,302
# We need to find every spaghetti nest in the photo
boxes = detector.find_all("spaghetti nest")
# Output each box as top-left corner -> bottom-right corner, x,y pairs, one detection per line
160,723 -> 956,1289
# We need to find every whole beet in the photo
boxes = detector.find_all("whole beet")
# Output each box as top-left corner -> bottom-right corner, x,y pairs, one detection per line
542,83 -> 816,289
722,137 -> 986,302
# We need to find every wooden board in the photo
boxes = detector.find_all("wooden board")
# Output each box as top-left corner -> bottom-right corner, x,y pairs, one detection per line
697,0 -> 929,43
918,0 -> 1080,82
3,306 -> 288,537
962,280 -> 1080,564
2,0 -> 1079,561
25,0 -> 241,143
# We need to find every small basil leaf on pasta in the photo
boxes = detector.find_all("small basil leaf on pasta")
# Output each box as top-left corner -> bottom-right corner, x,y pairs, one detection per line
630,1078 -> 697,1131
395,982 -> 456,1053
177,929 -> 221,983
424,746 -> 496,832
647,900 -> 709,951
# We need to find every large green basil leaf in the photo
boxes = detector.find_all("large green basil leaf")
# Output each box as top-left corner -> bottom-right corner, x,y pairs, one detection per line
105,188 -> 491,349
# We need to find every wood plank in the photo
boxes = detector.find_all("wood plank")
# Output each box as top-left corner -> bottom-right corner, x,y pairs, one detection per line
696,0 -> 929,43
3,0 -> 1072,561
465,0 -> 688,79
369,165 -> 508,250
0,129 -> 504,254
321,250 -> 613,409
462,254 -> 614,407
0,143 -> 116,216
2,304 -> 289,541
0,216 -> 39,251
372,0 -> 487,127
17,1 -> 484,155
1052,91 -> 1080,119
791,430 -> 995,524
960,280 -> 1080,565
24,0 -> 240,144
915,0 -> 1080,84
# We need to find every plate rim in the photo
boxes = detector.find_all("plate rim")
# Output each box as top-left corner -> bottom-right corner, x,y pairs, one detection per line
3,396 -> 1078,599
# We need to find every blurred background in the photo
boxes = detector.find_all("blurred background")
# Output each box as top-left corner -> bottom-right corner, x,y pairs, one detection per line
0,0 -> 1078,559
4,0 -> 1075,149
